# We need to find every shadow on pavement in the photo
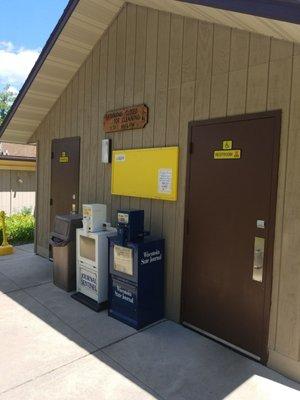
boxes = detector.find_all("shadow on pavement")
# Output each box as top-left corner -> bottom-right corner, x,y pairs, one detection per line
0,248 -> 299,399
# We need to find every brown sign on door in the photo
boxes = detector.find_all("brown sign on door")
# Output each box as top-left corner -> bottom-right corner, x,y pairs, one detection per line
103,104 -> 148,133
182,111 -> 281,363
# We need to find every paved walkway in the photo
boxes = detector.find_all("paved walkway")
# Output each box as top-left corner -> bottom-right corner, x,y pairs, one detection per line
0,246 -> 299,399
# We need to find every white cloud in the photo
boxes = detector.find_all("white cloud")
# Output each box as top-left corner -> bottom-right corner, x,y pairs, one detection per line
0,41 -> 14,52
0,42 -> 40,89
8,85 -> 19,94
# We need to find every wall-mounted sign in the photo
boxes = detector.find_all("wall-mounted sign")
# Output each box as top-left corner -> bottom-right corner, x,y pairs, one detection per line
59,152 -> 69,163
104,104 -> 148,133
214,150 -> 241,160
223,140 -> 233,150
214,140 -> 241,160
158,168 -> 172,194
111,147 -> 179,201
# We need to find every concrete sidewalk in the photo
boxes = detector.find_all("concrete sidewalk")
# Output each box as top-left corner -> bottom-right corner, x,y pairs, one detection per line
0,247 -> 299,399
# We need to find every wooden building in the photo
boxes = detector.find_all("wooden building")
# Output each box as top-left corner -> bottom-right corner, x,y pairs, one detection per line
1,0 -> 300,382
0,143 -> 36,215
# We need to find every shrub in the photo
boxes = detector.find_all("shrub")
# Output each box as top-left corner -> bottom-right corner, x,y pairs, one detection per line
0,212 -> 35,245
19,206 -> 33,216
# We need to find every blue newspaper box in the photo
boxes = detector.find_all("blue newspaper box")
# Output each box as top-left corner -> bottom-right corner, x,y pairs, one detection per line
108,211 -> 164,329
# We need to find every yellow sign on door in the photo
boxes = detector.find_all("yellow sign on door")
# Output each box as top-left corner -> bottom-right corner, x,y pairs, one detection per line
223,140 -> 233,150
214,150 -> 241,160
59,152 -> 69,163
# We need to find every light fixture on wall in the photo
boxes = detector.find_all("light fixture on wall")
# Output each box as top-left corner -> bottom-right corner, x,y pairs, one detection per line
17,178 -> 23,184
101,139 -> 112,163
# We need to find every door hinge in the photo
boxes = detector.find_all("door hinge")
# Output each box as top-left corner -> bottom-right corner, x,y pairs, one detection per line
189,142 -> 193,154
50,198 -> 53,206
51,152 -> 54,159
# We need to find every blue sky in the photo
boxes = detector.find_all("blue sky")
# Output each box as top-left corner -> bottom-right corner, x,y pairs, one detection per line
0,0 -> 69,92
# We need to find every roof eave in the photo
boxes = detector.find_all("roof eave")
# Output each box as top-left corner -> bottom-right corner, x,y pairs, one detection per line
0,156 -> 36,162
179,0 -> 300,25
0,0 -> 80,141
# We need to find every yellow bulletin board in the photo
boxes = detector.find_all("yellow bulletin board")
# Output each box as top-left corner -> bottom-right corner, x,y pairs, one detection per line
111,147 -> 179,201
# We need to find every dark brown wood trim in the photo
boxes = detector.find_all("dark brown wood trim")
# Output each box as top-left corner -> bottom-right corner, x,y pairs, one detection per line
261,110 -> 282,363
0,156 -> 36,162
181,120 -> 194,326
51,136 -> 81,144
34,140 -> 40,255
177,0 -> 300,25
188,109 -> 282,129
181,110 -> 282,364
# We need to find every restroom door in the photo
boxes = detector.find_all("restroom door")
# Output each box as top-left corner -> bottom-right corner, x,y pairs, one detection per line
182,111 -> 281,362
50,137 -> 80,231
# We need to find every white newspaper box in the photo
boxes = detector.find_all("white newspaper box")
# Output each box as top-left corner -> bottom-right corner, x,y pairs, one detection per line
71,227 -> 117,311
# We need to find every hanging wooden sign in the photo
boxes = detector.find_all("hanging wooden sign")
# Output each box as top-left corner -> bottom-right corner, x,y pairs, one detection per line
103,104 -> 148,133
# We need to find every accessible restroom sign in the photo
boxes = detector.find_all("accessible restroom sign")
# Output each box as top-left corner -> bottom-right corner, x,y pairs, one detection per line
59,151 -> 69,163
214,140 -> 241,159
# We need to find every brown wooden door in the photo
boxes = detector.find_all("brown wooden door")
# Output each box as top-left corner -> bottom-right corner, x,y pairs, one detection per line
50,137 -> 80,231
182,112 -> 281,362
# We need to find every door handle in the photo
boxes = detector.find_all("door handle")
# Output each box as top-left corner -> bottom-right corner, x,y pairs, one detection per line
252,236 -> 265,283
71,194 -> 76,213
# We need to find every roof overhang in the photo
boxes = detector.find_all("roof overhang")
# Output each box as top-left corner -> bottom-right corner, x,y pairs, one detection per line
179,0 -> 300,25
0,158 -> 36,172
1,0 -> 300,144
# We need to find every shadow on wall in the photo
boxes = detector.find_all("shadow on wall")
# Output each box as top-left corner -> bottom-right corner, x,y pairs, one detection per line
0,249 -> 299,399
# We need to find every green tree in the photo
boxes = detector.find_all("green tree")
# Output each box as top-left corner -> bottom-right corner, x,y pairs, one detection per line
0,85 -> 17,126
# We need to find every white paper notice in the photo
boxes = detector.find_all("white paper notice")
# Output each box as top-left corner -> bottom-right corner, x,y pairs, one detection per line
158,168 -> 172,194
114,245 -> 133,276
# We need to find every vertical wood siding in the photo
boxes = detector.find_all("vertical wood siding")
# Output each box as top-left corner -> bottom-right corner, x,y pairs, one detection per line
0,170 -> 36,215
32,4 -> 300,372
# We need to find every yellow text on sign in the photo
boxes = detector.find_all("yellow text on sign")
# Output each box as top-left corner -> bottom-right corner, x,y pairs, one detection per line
214,150 -> 241,160
112,147 -> 179,201
59,151 -> 69,163
59,156 -> 69,163
223,140 -> 233,150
